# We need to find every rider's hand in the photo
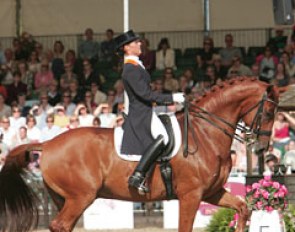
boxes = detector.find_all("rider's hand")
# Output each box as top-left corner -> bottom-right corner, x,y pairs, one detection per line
173,92 -> 185,103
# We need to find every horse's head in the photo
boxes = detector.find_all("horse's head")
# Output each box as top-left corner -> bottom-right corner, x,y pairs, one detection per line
240,84 -> 280,153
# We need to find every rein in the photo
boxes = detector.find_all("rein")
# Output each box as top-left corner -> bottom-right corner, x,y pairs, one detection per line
182,92 -> 278,157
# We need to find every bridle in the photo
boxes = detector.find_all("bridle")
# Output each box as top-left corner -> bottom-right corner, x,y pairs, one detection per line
183,90 -> 278,157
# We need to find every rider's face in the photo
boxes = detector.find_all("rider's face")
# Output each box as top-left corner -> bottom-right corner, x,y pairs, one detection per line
124,40 -> 142,56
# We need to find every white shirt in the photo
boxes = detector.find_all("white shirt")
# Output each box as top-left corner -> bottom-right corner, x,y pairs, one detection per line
27,126 -> 41,142
99,113 -> 116,128
9,117 -> 26,130
1,127 -> 16,149
40,125 -> 61,142
79,114 -> 94,127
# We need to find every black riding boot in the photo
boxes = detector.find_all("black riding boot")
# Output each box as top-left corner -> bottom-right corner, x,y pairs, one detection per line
128,135 -> 165,194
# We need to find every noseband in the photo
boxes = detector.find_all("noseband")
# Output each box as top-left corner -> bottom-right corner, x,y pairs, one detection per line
183,90 -> 278,157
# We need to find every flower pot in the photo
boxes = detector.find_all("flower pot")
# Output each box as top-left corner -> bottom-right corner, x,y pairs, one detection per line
249,210 -> 285,232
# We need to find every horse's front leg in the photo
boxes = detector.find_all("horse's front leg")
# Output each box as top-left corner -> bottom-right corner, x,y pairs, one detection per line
204,187 -> 249,232
178,190 -> 202,232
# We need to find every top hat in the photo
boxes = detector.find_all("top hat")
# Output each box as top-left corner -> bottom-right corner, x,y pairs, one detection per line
114,30 -> 140,51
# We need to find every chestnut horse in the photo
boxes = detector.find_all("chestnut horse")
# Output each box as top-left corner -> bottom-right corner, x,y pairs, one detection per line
0,77 -> 279,232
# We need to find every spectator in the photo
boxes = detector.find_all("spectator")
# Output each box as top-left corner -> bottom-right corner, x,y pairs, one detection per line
113,79 -> 124,108
267,27 -> 287,54
90,81 -> 107,106
83,90 -> 97,113
156,38 -> 176,70
35,92 -> 54,129
280,51 -> 295,78
256,46 -> 279,83
139,38 -> 155,73
271,63 -> 289,87
53,105 -> 69,128
204,65 -> 220,86
40,115 -> 61,142
51,40 -> 65,80
79,59 -> 99,91
100,28 -> 116,63
153,78 -> 171,94
178,75 -> 189,93
66,115 -> 80,130
16,93 -> 31,117
264,142 -> 282,162
197,37 -> 216,68
212,54 -> 227,81
227,55 -> 252,77
17,60 -> 34,98
9,106 -> 26,130
68,79 -> 84,104
0,116 -> 16,149
78,28 -> 99,63
0,132 -> 9,168
26,114 -> 41,142
219,34 -> 242,69
65,49 -> 83,77
6,71 -> 27,105
162,67 -> 179,92
34,62 -> 54,95
12,38 -> 28,61
94,103 -> 116,128
12,126 -> 30,148
264,154 -> 279,175
28,50 -> 41,75
92,117 -> 101,127
4,48 -> 16,73
0,42 -> 5,65
47,79 -> 61,106
250,63 -> 260,78
0,94 -> 11,119
60,62 -> 78,92
34,42 -> 44,61
59,91 -> 76,116
75,104 -> 94,127
20,32 -> 36,58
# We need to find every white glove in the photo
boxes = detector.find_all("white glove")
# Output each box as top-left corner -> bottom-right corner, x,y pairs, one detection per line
172,92 -> 185,103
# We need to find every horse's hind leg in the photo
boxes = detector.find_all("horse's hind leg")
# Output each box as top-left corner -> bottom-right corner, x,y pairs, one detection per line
49,194 -> 96,232
204,187 -> 249,232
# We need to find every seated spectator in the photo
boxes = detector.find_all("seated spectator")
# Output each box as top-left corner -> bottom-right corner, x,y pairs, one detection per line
12,38 -> 28,61
139,38 -> 155,73
250,63 -> 260,78
75,104 -> 94,127
0,116 -> 16,149
162,67 -> 179,93
79,59 -> 99,91
106,89 -> 116,111
17,60 -> 34,99
271,63 -> 289,87
9,106 -> 26,130
0,132 -> 9,167
267,27 -> 287,54
256,46 -> 279,83
78,28 -> 99,64
20,32 -> 36,58
6,71 -> 27,105
53,105 -> 69,128
219,34 -> 242,69
152,78 -> 171,94
34,42 -> 44,61
69,79 -> 84,104
92,117 -> 101,127
12,126 -> 30,148
197,37 -> 216,68
60,62 -> 78,92
27,50 -> 41,75
26,114 -> 41,142
65,49 -> 83,77
182,68 -> 196,89
0,42 -> 5,65
264,154 -> 279,175
90,81 -> 107,106
47,79 -> 61,106
100,28 -> 116,63
16,93 -> 31,117
156,38 -> 176,70
4,48 -> 17,74
51,40 -> 65,80
83,90 -> 97,114
204,65 -> 221,86
93,103 -> 116,128
34,62 -> 54,95
178,75 -> 189,93
227,56 -> 252,78
212,54 -> 228,81
113,79 -> 125,108
40,115 -> 61,142
66,115 -> 80,130
0,93 -> 11,119
280,51 -> 295,78
264,142 -> 282,162
58,91 -> 76,116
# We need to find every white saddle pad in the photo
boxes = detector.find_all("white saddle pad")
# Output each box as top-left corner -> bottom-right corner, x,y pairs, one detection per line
114,112 -> 181,161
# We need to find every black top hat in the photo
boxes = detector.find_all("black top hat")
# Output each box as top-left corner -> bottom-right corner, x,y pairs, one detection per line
114,30 -> 140,51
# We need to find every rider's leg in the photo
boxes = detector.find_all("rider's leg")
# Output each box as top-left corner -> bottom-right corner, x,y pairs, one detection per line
128,135 -> 165,192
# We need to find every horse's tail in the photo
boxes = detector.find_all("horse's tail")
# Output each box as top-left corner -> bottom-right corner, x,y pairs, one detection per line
0,143 -> 42,232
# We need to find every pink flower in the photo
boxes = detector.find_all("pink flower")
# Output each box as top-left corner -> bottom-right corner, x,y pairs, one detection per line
262,190 -> 270,199
265,206 -> 273,212
278,190 -> 286,198
246,185 -> 252,193
272,182 -> 280,189
281,185 -> 288,195
229,220 -> 236,228
264,175 -> 271,181
273,192 -> 279,198
262,180 -> 272,187
233,213 -> 239,221
252,183 -> 260,189
253,190 -> 260,198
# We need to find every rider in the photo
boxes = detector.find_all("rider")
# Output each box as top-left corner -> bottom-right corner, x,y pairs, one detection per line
114,30 -> 185,193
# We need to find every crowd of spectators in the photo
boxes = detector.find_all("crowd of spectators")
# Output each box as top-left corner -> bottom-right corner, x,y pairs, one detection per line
1,26 -> 295,174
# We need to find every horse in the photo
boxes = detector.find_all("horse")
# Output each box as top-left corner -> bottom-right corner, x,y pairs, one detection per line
0,77 -> 280,232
